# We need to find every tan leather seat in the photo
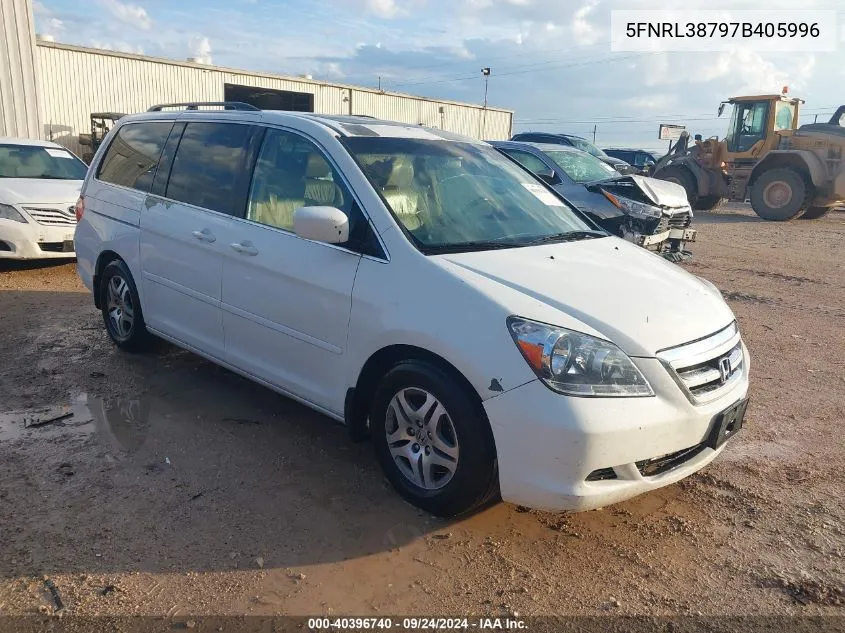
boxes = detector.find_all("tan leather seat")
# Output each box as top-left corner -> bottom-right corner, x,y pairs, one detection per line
382,158 -> 424,230
248,155 -> 305,230
251,195 -> 304,230
304,153 -> 342,207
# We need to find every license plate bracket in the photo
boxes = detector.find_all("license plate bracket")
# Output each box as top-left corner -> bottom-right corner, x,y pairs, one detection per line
707,397 -> 748,449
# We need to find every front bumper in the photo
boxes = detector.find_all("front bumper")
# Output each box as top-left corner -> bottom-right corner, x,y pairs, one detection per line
483,344 -> 749,512
0,219 -> 77,260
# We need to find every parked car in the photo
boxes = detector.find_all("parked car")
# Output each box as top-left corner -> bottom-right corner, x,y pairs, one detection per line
0,137 -> 87,260
75,104 -> 750,517
510,132 -> 636,174
490,141 -> 696,256
603,148 -> 660,175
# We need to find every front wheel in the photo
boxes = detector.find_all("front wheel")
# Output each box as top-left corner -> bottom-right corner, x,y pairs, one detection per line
99,259 -> 154,352
654,165 -> 698,207
693,195 -> 725,211
371,360 -> 498,517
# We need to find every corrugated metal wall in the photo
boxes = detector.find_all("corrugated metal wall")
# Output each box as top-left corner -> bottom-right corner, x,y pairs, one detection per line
35,42 -> 513,154
0,0 -> 40,138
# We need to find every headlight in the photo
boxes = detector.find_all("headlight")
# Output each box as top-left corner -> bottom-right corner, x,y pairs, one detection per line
507,316 -> 654,397
600,190 -> 662,220
0,203 -> 27,223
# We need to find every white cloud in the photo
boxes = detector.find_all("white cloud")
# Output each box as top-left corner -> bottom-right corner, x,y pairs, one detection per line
190,36 -> 213,65
366,0 -> 399,19
571,0 -> 600,46
90,40 -> 145,54
99,0 -> 152,30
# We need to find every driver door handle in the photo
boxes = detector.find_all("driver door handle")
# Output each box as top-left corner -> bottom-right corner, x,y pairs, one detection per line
230,241 -> 259,256
192,229 -> 216,243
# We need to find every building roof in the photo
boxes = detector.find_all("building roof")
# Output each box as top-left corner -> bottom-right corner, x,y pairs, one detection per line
36,41 -> 513,115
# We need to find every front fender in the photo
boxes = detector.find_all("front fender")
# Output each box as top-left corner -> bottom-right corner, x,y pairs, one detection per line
751,150 -> 828,188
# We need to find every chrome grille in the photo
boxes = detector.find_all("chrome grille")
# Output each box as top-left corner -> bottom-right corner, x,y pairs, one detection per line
22,205 -> 77,226
657,322 -> 745,404
667,211 -> 692,228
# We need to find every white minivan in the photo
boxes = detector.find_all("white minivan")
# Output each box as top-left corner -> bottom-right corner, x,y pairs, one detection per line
75,104 -> 750,517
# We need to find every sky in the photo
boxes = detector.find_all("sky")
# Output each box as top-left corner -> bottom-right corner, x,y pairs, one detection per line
33,0 -> 845,152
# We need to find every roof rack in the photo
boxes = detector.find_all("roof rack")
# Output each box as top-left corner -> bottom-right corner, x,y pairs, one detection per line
147,102 -> 260,112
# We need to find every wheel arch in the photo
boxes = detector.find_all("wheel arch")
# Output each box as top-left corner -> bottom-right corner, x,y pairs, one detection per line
344,344 -> 488,444
750,151 -> 825,189
92,250 -> 124,309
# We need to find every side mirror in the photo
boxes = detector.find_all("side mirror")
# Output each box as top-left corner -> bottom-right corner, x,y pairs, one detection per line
535,168 -> 557,185
293,206 -> 349,244
717,103 -> 726,117
644,159 -> 655,167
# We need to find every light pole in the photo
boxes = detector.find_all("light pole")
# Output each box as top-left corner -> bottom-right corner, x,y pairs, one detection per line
480,67 -> 490,138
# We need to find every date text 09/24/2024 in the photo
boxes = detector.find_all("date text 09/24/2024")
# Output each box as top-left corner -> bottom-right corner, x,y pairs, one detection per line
307,617 -> 527,630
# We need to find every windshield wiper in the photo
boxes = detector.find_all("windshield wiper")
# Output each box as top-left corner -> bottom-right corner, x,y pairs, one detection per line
426,240 -> 526,254
522,230 -> 606,245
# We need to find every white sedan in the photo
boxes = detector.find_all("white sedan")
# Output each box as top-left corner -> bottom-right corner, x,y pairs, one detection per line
0,137 -> 87,260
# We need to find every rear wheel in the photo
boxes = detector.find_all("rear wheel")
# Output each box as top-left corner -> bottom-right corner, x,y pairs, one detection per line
800,206 -> 832,220
750,168 -> 810,221
655,165 -> 698,207
371,360 -> 498,517
693,195 -> 725,211
99,260 -> 154,352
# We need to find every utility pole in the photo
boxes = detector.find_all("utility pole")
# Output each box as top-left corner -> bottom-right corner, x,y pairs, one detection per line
592,124 -> 597,144
378,76 -> 381,91
480,67 -> 491,138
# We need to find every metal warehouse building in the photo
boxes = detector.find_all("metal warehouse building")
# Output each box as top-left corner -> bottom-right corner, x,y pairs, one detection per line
1,0 -> 513,153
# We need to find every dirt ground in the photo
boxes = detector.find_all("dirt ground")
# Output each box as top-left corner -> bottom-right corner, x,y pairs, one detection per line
0,204 -> 843,623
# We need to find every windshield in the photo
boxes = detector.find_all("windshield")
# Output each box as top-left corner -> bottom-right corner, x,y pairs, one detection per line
0,144 -> 88,180
344,137 -> 594,253
565,137 -> 607,158
544,150 -> 617,183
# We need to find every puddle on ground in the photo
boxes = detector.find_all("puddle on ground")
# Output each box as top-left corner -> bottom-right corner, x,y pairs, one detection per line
0,393 -> 150,453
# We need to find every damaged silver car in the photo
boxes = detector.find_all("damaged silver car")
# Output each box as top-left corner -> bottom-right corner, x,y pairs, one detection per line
490,140 -> 696,258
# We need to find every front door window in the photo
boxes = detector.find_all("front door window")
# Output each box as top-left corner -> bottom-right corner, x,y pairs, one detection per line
726,101 -> 769,153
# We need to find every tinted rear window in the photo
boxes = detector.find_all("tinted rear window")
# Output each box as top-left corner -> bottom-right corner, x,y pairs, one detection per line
97,122 -> 173,191
165,122 -> 253,216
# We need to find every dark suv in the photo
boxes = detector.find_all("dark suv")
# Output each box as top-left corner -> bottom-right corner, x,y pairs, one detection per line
510,132 -> 635,175
603,148 -> 660,175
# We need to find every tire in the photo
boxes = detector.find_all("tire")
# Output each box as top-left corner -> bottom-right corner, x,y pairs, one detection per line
750,168 -> 810,221
800,206 -> 832,220
654,165 -> 698,207
99,259 -> 154,352
371,360 -> 498,517
693,195 -> 725,211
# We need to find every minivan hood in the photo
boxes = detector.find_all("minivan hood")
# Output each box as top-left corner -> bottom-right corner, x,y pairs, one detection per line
434,237 -> 733,357
0,178 -> 83,205
588,175 -> 690,211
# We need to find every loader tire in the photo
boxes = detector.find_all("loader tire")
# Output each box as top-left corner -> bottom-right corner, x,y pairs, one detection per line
655,165 -> 698,207
750,168 -> 811,221
800,206 -> 832,220
693,195 -> 725,211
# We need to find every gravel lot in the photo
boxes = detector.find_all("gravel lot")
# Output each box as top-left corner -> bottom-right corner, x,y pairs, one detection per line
0,204 -> 843,621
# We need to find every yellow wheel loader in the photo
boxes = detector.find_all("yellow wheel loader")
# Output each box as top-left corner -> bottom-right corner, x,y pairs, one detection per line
653,93 -> 845,220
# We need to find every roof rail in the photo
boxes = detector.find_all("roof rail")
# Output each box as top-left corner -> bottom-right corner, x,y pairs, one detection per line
147,102 -> 260,112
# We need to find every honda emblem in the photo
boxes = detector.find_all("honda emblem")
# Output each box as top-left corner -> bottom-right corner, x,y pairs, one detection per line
718,357 -> 732,384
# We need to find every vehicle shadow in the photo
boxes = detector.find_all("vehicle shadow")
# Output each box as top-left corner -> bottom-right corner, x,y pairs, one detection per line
0,258 -> 76,273
0,290 -> 452,579
694,211 -> 763,225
